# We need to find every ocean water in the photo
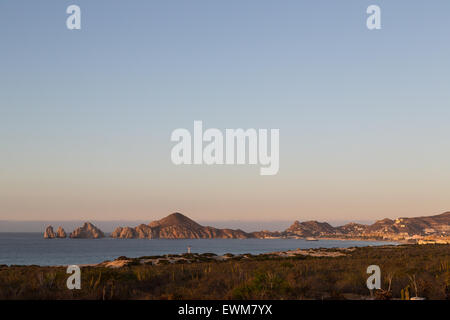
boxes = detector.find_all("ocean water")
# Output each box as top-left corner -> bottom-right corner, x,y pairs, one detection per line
0,233 -> 397,266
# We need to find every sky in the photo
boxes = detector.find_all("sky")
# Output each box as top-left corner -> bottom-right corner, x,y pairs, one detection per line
1,1 -> 449,224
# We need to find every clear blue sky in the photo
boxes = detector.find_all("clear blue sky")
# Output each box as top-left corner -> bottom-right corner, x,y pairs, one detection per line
1,1 -> 449,222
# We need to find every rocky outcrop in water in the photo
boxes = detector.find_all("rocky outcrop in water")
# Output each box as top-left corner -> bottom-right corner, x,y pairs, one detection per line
111,212 -> 252,239
44,226 -> 57,239
56,226 -> 67,238
44,225 -> 67,238
70,222 -> 105,239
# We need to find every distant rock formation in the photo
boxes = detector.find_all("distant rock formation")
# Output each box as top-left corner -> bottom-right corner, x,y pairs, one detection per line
56,226 -> 67,238
70,222 -> 105,239
251,230 -> 283,239
285,220 -> 336,237
44,226 -> 57,239
112,212 -> 252,239
43,211 -> 450,242
44,225 -> 67,238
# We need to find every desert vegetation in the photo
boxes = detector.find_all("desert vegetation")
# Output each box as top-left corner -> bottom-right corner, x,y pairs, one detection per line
0,245 -> 448,300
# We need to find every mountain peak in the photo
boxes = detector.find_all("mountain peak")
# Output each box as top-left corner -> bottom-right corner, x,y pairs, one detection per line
149,212 -> 201,228
113,212 -> 251,239
168,212 -> 189,220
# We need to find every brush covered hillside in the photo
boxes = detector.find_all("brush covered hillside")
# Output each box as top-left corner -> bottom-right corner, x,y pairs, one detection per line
1,245 -> 449,300
111,213 -> 251,239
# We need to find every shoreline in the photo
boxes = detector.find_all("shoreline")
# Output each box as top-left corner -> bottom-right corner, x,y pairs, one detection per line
1,244 -> 448,300
12,245 -> 400,269
4,241 -> 402,268
96,246 -> 370,269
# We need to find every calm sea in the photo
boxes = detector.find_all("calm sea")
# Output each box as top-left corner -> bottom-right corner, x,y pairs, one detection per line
0,233 -> 397,266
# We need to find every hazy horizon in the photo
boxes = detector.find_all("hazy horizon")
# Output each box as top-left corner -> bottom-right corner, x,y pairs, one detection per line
1,209 -> 446,233
0,217 -> 378,233
3,208 -> 449,233
1,1 -> 450,222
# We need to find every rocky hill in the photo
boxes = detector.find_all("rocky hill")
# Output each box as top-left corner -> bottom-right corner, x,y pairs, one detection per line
69,222 -> 105,239
362,212 -> 450,239
285,220 -> 336,237
111,212 -> 252,239
285,212 -> 450,240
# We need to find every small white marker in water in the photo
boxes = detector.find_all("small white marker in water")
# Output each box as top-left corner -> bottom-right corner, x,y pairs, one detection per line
187,246 -> 191,254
